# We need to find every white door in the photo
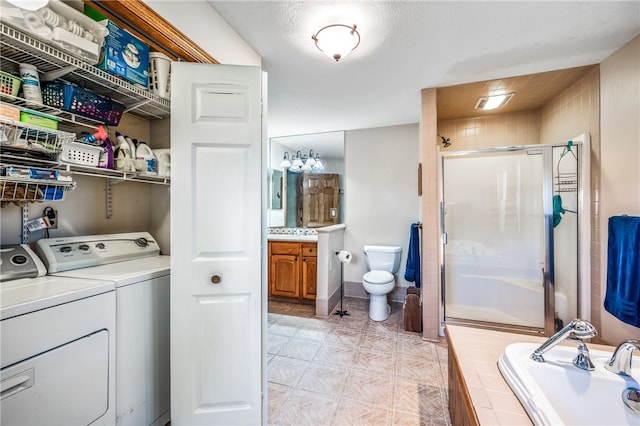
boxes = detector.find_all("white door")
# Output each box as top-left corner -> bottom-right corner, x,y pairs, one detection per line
170,63 -> 264,425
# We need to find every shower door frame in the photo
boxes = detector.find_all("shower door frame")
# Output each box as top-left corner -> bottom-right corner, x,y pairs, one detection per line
439,135 -> 590,337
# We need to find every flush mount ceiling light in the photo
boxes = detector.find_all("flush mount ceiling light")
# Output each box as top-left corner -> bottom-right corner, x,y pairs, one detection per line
475,93 -> 515,110
312,24 -> 360,62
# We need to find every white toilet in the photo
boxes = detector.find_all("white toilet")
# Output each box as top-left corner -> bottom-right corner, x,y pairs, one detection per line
362,245 -> 402,321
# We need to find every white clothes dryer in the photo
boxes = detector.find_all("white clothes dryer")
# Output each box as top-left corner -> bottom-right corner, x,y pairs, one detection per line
36,232 -> 170,426
0,245 -> 116,426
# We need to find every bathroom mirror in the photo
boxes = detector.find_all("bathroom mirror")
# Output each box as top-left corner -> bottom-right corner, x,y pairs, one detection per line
268,131 -> 345,227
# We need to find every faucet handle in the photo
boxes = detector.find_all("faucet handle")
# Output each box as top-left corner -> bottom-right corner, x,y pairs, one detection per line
573,340 -> 595,371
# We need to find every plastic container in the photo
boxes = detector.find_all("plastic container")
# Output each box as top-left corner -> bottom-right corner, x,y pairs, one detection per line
135,142 -> 157,175
19,63 -> 43,105
20,111 -> 58,130
60,142 -> 103,166
0,71 -> 21,102
153,148 -> 171,177
114,132 -> 134,171
149,52 -> 171,99
41,81 -> 126,126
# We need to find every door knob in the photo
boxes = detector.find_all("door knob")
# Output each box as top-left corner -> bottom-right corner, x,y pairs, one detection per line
211,275 -> 222,284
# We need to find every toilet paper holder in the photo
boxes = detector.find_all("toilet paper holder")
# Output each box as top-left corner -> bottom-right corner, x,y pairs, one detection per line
334,250 -> 351,317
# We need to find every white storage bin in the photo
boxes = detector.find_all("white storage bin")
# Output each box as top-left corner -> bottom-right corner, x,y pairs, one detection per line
60,142 -> 103,166
0,0 -> 108,64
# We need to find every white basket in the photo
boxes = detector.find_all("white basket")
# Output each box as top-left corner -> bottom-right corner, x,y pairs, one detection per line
149,52 -> 171,99
60,142 -> 102,166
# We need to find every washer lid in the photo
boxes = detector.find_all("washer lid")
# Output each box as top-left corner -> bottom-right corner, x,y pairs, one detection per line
364,270 -> 393,284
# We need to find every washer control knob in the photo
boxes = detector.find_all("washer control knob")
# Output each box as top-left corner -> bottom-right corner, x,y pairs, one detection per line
96,243 -> 105,250
60,246 -> 72,253
211,275 -> 222,284
135,237 -> 148,247
79,244 -> 90,251
11,255 -> 27,265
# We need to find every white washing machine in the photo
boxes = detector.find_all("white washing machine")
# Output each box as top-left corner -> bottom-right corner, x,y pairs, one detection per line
36,232 -> 171,426
0,244 -> 116,426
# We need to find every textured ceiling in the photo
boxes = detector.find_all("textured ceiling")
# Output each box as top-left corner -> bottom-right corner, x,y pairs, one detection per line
209,1 -> 639,139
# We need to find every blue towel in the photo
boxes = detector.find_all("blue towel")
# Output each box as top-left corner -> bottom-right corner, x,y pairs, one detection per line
404,222 -> 421,288
603,216 -> 640,328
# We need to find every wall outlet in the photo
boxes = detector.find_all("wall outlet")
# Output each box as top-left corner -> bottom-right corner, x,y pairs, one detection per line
330,208 -> 337,218
44,207 -> 58,229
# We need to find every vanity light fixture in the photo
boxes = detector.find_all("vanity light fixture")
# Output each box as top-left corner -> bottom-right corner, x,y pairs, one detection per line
292,151 -> 304,168
312,24 -> 360,62
280,152 -> 292,168
305,150 -> 317,167
475,93 -> 514,110
280,150 -> 324,172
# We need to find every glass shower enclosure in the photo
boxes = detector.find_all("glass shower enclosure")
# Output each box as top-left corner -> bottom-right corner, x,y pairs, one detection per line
441,137 -> 590,336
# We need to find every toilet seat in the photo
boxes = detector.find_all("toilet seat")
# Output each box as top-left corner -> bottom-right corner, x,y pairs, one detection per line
363,270 -> 393,284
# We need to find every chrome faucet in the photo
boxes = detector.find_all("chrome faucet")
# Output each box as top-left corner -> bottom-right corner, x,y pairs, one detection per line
530,319 -> 597,371
605,339 -> 640,377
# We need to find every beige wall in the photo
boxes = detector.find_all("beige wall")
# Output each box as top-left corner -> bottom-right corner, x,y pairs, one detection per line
539,66 -> 602,333
343,124 -> 421,301
437,110 -> 540,150
421,89 -> 440,341
598,34 -> 640,343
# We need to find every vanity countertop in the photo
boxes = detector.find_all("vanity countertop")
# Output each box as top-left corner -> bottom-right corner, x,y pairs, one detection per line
445,325 -> 615,425
267,227 -> 318,242
267,234 -> 318,242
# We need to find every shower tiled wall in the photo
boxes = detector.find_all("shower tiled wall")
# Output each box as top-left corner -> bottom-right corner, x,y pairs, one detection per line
437,110 -> 540,150
539,67 -> 601,332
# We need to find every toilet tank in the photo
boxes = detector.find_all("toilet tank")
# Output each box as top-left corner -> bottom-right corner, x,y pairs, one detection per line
364,245 -> 402,273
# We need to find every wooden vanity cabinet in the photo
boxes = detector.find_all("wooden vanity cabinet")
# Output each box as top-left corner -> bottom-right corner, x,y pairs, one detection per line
268,241 -> 317,300
301,243 -> 317,300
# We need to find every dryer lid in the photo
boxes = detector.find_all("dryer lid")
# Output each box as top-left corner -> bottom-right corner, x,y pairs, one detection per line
363,270 -> 393,284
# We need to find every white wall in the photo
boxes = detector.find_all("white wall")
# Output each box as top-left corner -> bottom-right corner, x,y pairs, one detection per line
343,123 -> 421,298
599,34 -> 640,343
146,0 -> 260,66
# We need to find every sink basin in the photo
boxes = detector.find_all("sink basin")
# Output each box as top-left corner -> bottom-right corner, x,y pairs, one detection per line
498,342 -> 640,425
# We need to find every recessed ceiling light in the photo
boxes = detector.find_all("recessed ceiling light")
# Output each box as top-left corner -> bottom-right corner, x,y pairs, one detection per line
475,93 -> 514,110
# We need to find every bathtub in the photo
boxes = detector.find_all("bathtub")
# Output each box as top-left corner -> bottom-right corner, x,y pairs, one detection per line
499,342 -> 640,425
445,270 -> 569,328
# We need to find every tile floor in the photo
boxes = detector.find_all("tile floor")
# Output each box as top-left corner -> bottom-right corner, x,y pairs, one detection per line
267,297 -> 451,425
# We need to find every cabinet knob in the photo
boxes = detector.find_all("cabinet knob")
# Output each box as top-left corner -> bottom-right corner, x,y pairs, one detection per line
210,275 -> 222,284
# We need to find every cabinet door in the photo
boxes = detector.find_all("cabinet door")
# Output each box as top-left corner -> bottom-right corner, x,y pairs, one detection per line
297,174 -> 340,227
270,255 -> 300,298
301,255 -> 317,300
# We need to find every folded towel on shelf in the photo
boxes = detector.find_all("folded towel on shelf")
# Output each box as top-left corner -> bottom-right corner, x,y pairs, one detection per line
603,215 -> 640,328
404,222 -> 421,288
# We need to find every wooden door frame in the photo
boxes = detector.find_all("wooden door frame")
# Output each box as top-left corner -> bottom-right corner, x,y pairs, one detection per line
82,0 -> 218,63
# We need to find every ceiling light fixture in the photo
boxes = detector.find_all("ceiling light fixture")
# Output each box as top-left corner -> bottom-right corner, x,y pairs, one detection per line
280,150 -> 324,173
475,93 -> 514,110
312,24 -> 360,62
